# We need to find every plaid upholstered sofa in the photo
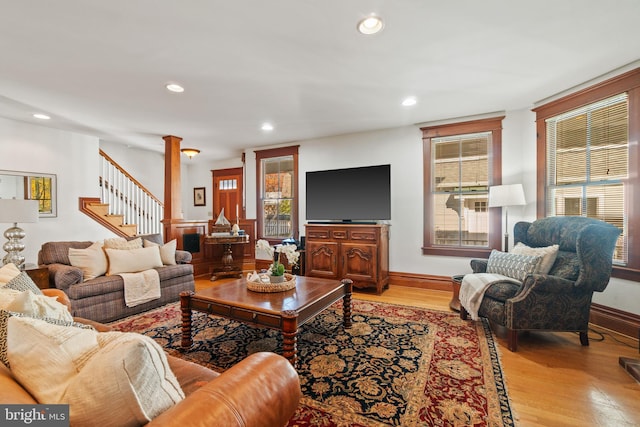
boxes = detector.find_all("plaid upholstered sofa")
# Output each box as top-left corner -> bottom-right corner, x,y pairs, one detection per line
37,234 -> 195,323
462,216 -> 620,351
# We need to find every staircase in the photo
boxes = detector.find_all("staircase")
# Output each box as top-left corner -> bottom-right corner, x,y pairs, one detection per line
80,150 -> 164,237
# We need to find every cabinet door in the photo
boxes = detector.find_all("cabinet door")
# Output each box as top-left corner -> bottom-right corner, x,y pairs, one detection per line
306,241 -> 339,279
341,243 -> 377,283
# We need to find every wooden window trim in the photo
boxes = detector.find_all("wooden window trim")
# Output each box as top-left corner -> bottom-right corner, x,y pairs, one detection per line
533,67 -> 640,281
421,116 -> 504,258
255,145 -> 299,243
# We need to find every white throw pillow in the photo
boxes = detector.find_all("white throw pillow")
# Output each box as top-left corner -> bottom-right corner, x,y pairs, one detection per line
104,237 -> 143,250
144,239 -> 177,266
3,272 -> 43,294
512,242 -> 560,274
4,290 -> 73,322
68,241 -> 108,281
6,315 -> 100,401
0,263 -> 21,286
65,332 -> 185,426
6,316 -> 184,426
105,246 -> 163,275
0,288 -> 22,310
486,250 -> 542,282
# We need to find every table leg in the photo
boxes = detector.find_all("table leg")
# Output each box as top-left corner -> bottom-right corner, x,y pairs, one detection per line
211,242 -> 243,280
450,282 -> 461,312
180,291 -> 194,348
460,305 -> 469,320
282,311 -> 299,368
341,279 -> 353,329
221,243 -> 233,271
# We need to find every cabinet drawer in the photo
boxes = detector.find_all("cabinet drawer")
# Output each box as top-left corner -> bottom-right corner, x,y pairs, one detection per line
230,308 -> 282,328
192,301 -> 231,317
307,229 -> 331,239
349,230 -> 377,241
331,230 -> 348,239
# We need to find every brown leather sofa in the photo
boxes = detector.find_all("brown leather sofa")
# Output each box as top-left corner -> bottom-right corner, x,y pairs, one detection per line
1,289 -> 301,427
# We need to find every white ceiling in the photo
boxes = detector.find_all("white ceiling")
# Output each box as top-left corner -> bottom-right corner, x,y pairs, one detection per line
1,1 -> 639,162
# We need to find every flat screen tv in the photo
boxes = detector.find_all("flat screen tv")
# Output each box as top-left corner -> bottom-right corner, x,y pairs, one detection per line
305,164 -> 391,223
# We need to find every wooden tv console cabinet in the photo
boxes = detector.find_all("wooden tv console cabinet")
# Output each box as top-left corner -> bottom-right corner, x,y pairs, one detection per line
305,223 -> 389,294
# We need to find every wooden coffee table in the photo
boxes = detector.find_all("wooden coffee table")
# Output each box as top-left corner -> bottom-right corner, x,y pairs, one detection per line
180,276 -> 353,367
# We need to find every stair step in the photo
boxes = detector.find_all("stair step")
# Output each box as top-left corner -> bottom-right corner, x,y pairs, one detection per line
88,203 -> 110,216
119,224 -> 138,233
80,198 -> 139,238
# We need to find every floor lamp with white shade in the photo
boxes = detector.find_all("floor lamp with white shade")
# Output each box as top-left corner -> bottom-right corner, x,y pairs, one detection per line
488,184 -> 526,251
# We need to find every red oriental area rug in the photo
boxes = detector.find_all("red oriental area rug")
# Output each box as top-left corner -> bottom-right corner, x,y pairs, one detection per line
111,299 -> 514,426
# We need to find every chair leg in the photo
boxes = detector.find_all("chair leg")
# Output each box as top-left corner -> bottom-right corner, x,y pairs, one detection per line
507,328 -> 518,352
460,305 -> 468,320
579,331 -> 589,346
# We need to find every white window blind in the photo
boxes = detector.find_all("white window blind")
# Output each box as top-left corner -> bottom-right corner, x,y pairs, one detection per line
545,93 -> 628,264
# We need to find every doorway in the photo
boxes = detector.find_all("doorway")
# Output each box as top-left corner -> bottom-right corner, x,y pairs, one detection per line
212,167 -> 243,222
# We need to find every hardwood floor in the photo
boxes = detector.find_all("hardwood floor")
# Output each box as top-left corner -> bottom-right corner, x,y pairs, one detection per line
195,278 -> 640,426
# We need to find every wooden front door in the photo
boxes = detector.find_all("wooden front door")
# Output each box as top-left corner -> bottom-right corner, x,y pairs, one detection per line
212,167 -> 243,222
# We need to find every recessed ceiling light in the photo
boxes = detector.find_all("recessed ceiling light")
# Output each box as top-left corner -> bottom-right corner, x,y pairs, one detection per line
357,15 -> 384,35
402,97 -> 417,107
33,113 -> 51,120
261,122 -> 274,131
165,83 -> 185,93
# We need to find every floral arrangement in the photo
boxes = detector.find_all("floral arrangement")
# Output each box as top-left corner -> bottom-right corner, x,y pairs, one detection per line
256,239 -> 300,276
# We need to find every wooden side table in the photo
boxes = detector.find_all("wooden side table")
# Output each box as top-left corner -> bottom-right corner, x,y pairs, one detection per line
25,266 -> 51,289
450,275 -> 464,312
205,235 -> 249,281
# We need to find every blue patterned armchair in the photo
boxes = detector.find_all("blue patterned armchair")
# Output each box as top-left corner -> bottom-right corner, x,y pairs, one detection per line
463,216 -> 620,351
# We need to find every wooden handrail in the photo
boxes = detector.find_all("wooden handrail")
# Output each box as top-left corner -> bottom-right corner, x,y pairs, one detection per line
98,149 -> 164,235
99,149 -> 163,206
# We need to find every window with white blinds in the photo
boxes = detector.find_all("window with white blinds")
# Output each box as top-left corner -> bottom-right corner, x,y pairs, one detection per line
545,93 -> 628,264
421,116 -> 503,257
432,132 -> 490,247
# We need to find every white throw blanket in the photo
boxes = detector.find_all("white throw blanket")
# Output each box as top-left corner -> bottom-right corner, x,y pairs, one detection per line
120,269 -> 161,308
459,273 -> 521,321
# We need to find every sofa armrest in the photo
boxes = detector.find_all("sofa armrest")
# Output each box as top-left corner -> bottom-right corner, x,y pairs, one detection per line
73,317 -> 112,332
0,364 -> 38,404
42,288 -> 72,312
147,352 -> 301,427
175,250 -> 192,264
513,274 -> 576,299
470,259 -> 488,273
42,291 -> 112,332
45,263 -> 83,290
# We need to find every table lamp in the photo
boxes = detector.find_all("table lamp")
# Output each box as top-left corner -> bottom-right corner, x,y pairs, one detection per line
0,198 -> 39,269
488,184 -> 525,251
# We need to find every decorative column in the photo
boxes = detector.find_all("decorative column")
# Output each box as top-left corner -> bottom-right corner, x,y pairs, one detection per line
161,135 -> 209,276
163,135 -> 182,221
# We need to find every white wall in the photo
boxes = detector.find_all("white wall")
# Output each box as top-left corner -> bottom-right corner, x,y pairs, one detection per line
243,110 -> 640,315
296,126 -> 432,274
0,118 -> 118,265
99,141 -> 244,222
245,121 -> 523,277
99,141 -> 165,199
181,158 -> 244,221
1,110 -> 637,315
